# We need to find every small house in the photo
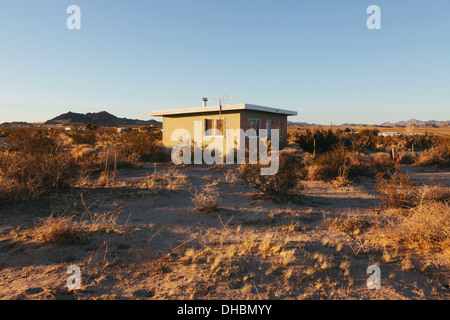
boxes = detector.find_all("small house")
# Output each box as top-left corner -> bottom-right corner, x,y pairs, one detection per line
148,103 -> 298,150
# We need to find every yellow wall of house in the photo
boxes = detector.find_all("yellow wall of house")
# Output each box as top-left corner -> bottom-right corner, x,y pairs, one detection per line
161,110 -> 289,152
162,111 -> 241,149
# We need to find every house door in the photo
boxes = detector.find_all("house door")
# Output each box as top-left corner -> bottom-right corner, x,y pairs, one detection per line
266,120 -> 272,140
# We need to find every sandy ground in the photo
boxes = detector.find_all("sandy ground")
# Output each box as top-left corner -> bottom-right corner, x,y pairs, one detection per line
0,163 -> 449,300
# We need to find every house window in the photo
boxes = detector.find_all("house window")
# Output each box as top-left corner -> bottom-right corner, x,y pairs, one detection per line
247,119 -> 260,138
204,118 -> 225,137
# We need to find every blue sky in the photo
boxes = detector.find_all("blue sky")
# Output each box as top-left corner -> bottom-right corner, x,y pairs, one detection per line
0,0 -> 449,124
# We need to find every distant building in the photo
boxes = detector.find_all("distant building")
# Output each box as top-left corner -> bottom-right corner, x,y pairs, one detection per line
378,132 -> 399,137
117,127 -> 132,133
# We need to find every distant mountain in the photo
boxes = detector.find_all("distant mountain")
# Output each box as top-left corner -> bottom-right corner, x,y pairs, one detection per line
287,119 -> 450,127
288,121 -> 318,127
379,119 -> 450,127
0,122 -> 32,128
45,111 -> 161,127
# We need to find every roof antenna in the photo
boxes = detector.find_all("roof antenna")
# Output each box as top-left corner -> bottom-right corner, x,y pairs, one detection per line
211,93 -> 228,116
211,93 -> 228,133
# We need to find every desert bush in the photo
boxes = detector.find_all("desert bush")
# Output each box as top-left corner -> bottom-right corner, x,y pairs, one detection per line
375,171 -> 420,208
67,129 -> 97,146
294,128 -> 387,155
294,128 -> 341,154
305,146 -> 393,182
415,146 -> 450,168
70,144 -> 140,173
191,184 -> 222,212
0,177 -> 27,201
371,152 -> 395,173
368,201 -> 450,254
6,128 -> 59,154
405,132 -> 439,151
222,169 -> 239,184
119,131 -> 167,162
141,167 -> 188,191
29,210 -> 127,244
31,214 -> 88,244
241,155 -> 300,198
0,129 -> 80,199
0,151 -> 79,199
325,211 -> 373,236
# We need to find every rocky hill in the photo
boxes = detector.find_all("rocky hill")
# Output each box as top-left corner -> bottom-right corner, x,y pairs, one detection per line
44,111 -> 161,127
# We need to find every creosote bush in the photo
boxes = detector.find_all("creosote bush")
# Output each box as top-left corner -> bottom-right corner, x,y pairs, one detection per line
375,171 -> 420,208
0,130 -> 80,199
241,155 -> 300,198
415,146 -> 449,168
304,146 -> 394,182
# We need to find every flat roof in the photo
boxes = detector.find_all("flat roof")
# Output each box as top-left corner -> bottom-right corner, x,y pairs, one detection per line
148,104 -> 298,117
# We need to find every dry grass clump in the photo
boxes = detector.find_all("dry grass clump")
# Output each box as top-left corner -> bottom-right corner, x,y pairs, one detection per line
181,228 -> 297,282
324,211 -> 373,237
141,167 -> 188,191
222,169 -> 239,184
368,201 -> 450,256
191,184 -> 222,212
375,171 -> 449,209
31,214 -> 88,244
28,210 -> 127,244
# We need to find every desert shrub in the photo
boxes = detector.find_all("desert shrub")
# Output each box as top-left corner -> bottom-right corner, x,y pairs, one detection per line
241,155 -> 300,197
405,132 -> 439,151
399,151 -> 417,165
119,131 -> 167,162
368,201 -> 450,254
325,212 -> 373,236
191,184 -> 222,212
140,167 -> 188,191
371,152 -> 395,173
0,129 -> 80,199
0,177 -> 27,201
31,214 -> 88,244
305,146 -> 392,182
28,210 -> 127,244
415,145 -> 450,168
375,171 -> 420,208
6,128 -> 59,154
0,151 -> 79,198
294,128 -> 341,154
294,128 -> 386,155
70,144 -> 140,173
67,129 -> 97,146
222,169 -> 239,184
